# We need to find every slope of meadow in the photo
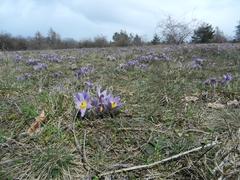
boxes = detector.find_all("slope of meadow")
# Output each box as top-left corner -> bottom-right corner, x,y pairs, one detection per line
0,44 -> 240,179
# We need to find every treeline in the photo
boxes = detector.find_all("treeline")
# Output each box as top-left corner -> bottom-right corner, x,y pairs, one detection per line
0,29 -> 108,51
1,17 -> 240,51
0,28 -> 145,51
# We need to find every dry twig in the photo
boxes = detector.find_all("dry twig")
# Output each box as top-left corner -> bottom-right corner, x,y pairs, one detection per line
99,141 -> 220,177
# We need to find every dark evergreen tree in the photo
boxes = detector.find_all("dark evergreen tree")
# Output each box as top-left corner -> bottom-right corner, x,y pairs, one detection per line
192,23 -> 215,43
235,20 -> 240,42
132,34 -> 143,46
151,34 -> 160,45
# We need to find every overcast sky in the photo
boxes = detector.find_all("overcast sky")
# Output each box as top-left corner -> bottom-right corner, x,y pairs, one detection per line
0,0 -> 239,40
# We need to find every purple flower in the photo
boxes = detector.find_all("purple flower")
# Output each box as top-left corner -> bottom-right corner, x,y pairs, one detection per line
75,66 -> 94,78
107,95 -> 123,111
74,92 -> 92,117
91,86 -> 110,113
33,63 -> 48,71
85,81 -> 94,89
97,87 -> 109,109
127,60 -> 139,66
26,59 -> 39,66
221,73 -> 233,84
204,78 -> 217,86
97,86 -> 108,100
16,73 -> 32,81
15,54 -> 23,63
92,98 -> 105,113
40,53 -> 62,63
135,53 -> 170,63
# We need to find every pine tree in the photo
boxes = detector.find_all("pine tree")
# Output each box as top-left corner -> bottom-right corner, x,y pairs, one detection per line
235,21 -> 240,42
151,34 -> 160,45
192,23 -> 215,43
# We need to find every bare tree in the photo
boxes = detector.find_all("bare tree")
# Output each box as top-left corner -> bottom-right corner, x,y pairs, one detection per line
213,27 -> 227,43
93,35 -> 109,47
157,16 -> 195,44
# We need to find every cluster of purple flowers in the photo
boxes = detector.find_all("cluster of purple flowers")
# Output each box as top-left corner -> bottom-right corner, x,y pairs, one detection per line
40,53 -> 62,63
16,73 -> 32,81
75,66 -> 94,78
204,73 -> 233,86
26,58 -> 40,66
33,63 -> 48,71
73,86 -> 123,118
120,53 -> 169,70
135,53 -> 170,63
64,56 -> 76,61
15,54 -> 23,63
119,60 -> 143,70
25,58 -> 48,71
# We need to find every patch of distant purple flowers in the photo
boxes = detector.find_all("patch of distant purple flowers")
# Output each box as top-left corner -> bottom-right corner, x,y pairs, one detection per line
26,58 -> 40,66
16,73 -> 32,81
73,86 -> 123,118
204,73 -> 233,86
136,53 -> 170,63
33,63 -> 48,71
40,53 -> 62,63
75,65 -> 94,78
15,54 -> 23,63
120,53 -> 169,70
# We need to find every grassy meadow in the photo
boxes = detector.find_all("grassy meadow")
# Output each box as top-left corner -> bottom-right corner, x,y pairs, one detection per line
0,44 -> 240,179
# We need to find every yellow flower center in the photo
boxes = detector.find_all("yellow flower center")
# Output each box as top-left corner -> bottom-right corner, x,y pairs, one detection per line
80,100 -> 87,110
111,102 -> 117,109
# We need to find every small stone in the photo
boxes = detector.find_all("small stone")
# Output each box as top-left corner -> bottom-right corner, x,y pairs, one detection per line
207,102 -> 225,109
184,96 -> 199,102
227,100 -> 239,107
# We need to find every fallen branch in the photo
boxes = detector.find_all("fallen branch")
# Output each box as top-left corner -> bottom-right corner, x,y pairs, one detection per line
99,141 -> 220,177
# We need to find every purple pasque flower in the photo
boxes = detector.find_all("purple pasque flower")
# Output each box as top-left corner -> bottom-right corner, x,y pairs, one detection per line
92,98 -> 105,113
74,92 -> 92,117
16,73 -> 32,81
221,73 -> 233,84
97,86 -> 108,101
95,86 -> 109,113
26,58 -> 39,66
33,63 -> 48,71
204,78 -> 218,86
15,54 -> 23,63
107,95 -> 123,111
75,66 -> 94,78
85,81 -> 94,89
